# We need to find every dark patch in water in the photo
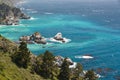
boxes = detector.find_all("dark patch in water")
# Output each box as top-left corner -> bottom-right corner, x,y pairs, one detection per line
95,68 -> 114,76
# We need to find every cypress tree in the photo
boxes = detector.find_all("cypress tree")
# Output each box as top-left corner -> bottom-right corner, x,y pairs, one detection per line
40,50 -> 55,79
12,41 -> 30,68
58,58 -> 70,80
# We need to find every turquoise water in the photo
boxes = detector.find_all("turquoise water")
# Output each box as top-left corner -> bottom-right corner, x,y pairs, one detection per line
1,0 -> 120,79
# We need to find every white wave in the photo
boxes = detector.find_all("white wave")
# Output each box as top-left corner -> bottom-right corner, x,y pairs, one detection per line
29,17 -> 37,20
69,62 -> 77,68
0,23 -> 23,27
31,11 -> 38,13
75,55 -> 94,59
96,74 -> 103,78
44,12 -> 54,15
27,10 -> 38,14
49,38 -> 71,43
26,9 -> 33,11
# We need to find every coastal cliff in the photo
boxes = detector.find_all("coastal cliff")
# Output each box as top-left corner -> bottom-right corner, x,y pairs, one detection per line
0,0 -> 22,6
0,3 -> 30,25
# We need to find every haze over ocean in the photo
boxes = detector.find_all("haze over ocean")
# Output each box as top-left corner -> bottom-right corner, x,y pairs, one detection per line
1,0 -> 120,79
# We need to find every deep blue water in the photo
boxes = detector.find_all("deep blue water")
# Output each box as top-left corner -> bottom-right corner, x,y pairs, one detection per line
1,0 -> 120,80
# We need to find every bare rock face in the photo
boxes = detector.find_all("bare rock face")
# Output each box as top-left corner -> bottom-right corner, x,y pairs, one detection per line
0,3 -> 30,25
54,32 -> 63,40
33,32 -> 42,39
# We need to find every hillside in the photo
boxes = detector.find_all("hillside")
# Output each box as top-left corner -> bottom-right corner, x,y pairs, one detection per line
0,35 -> 47,80
0,35 -> 17,54
0,35 -> 98,80
0,52 -> 46,80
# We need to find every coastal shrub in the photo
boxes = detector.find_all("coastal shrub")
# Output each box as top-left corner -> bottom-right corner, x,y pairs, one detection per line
12,41 -> 30,68
58,58 -> 71,80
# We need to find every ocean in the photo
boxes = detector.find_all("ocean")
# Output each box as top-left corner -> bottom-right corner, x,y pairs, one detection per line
1,0 -> 120,79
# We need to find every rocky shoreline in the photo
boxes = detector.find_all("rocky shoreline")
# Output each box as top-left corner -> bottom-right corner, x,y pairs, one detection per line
0,3 -> 30,25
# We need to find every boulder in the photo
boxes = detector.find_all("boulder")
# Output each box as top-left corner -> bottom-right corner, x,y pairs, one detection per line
54,32 -> 63,40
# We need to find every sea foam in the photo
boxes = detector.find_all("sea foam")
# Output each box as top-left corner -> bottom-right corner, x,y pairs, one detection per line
44,12 -> 54,15
75,55 -> 94,59
49,38 -> 71,43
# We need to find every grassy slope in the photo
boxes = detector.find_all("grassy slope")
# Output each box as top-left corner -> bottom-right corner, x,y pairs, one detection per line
0,53 -> 46,80
0,35 -> 18,54
0,35 -> 48,80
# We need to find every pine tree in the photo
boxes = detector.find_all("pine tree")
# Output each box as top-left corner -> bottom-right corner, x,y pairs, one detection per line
58,58 -> 70,80
12,41 -> 30,68
40,50 -> 55,79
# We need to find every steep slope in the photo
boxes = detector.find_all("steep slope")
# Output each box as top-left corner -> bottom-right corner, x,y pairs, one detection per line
0,35 -> 48,80
0,35 -> 18,54
0,53 -> 46,80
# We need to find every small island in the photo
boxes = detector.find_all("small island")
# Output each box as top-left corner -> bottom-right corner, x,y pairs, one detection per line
50,32 -> 71,43
19,32 -> 47,44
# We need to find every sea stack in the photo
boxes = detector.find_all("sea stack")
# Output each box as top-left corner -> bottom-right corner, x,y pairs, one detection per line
54,32 -> 65,43
54,32 -> 63,40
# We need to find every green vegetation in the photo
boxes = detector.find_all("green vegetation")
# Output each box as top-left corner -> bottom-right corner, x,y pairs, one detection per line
12,42 -> 30,68
0,35 -> 98,80
0,52 -> 45,80
32,51 -> 59,80
40,51 -> 55,79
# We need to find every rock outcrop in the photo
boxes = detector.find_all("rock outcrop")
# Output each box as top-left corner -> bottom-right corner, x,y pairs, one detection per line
54,56 -> 74,67
19,32 -> 47,44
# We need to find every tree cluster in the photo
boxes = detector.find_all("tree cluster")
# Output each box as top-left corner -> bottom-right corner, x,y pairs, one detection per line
11,42 -> 98,80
